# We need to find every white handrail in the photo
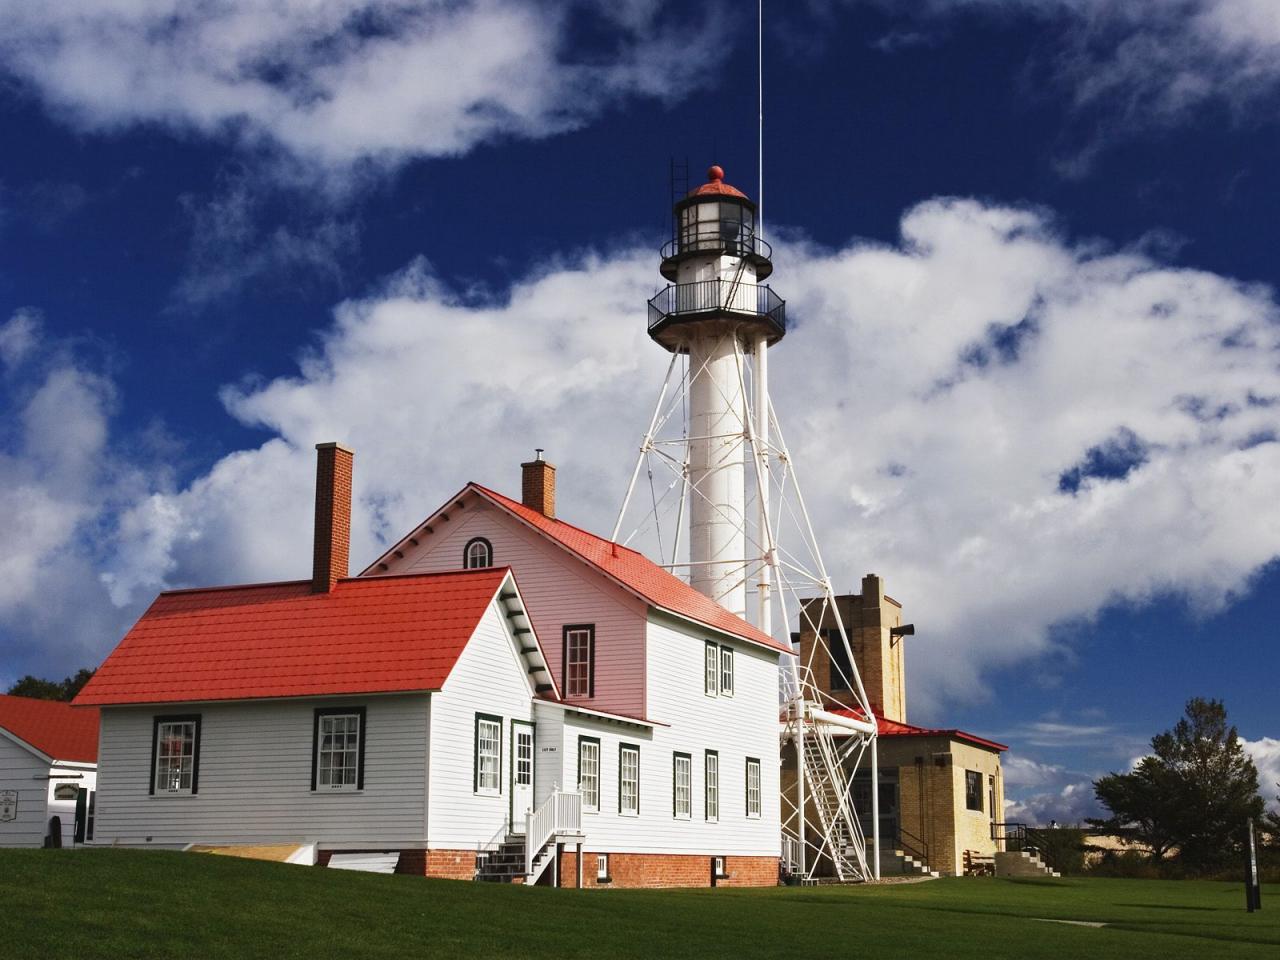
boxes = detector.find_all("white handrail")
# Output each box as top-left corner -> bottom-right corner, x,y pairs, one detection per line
525,787 -> 582,877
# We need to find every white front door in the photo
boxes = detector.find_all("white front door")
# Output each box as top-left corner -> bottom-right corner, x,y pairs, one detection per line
510,721 -> 535,833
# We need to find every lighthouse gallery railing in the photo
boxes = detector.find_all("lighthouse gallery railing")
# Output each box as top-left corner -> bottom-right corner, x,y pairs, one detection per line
647,279 -> 786,334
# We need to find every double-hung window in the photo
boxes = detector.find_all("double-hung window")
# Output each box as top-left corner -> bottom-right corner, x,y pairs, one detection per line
704,642 -> 719,697
705,751 -> 719,822
578,737 -> 601,812
151,715 -> 200,795
564,625 -> 595,699
746,757 -> 762,818
313,708 -> 365,791
719,646 -> 734,696
619,744 -> 640,816
474,714 -> 502,795
673,752 -> 692,819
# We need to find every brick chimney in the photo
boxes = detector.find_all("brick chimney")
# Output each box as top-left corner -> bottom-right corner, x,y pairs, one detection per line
312,442 -> 354,593
521,450 -> 556,518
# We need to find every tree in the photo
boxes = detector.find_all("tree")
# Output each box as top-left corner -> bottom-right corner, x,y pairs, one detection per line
1092,698 -> 1265,871
6,668 -> 95,702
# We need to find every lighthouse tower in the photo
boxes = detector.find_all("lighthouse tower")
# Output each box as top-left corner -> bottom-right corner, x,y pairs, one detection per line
647,165 -> 782,620
615,165 -> 881,882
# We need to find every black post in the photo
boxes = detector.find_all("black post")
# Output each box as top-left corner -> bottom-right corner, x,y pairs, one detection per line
1245,819 -> 1261,912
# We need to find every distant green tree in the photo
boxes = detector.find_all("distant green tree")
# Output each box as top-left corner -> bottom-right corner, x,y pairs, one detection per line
6,668 -> 95,702
1092,698 -> 1264,871
1265,785 -> 1280,845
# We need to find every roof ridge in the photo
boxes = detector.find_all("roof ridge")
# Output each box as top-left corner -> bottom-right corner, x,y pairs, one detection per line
468,483 -> 645,558
157,579 -> 311,597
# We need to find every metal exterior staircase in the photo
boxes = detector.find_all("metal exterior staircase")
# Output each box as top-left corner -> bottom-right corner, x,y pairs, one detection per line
800,713 -> 868,881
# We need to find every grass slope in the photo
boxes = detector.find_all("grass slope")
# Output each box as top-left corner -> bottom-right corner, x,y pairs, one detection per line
2,850 -> 1277,960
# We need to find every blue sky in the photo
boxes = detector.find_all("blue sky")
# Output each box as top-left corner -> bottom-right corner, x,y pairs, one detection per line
2,1 -> 1278,822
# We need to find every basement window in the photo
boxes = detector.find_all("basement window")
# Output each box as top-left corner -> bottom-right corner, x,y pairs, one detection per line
596,854 -> 610,883
965,769 -> 983,812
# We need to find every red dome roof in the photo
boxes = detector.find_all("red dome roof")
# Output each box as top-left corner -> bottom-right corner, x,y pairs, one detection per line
688,165 -> 749,200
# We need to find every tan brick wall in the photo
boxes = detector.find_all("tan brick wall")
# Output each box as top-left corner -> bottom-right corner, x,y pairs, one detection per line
797,574 -> 907,723
556,850 -> 778,888
782,735 -> 1005,878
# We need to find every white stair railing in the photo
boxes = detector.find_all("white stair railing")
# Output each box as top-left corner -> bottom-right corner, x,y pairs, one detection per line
524,787 -> 582,878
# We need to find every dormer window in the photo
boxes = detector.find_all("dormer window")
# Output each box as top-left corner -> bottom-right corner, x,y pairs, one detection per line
463,537 -> 493,569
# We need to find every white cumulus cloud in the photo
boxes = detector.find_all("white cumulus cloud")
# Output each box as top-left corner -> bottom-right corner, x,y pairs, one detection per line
0,1 -> 728,178
1244,737 -> 1280,813
5,199 -> 1280,718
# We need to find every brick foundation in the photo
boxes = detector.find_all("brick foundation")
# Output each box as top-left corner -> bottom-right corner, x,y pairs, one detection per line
424,849 -> 478,880
313,848 -> 475,880
556,850 -> 779,889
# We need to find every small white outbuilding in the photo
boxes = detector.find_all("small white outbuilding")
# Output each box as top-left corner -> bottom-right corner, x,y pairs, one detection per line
0,694 -> 99,848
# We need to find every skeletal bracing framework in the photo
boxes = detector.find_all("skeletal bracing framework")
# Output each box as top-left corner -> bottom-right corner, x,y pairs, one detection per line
613,333 -> 882,882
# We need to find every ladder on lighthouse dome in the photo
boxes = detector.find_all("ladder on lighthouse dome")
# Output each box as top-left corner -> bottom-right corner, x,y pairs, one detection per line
615,164 -> 881,883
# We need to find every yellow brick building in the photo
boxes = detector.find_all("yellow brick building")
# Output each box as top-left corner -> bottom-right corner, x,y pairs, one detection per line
789,574 -> 1007,878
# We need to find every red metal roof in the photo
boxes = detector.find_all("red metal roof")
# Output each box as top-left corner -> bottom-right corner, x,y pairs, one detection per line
468,484 -> 791,655
75,569 -> 512,707
0,695 -> 99,762
688,164 -> 749,200
829,707 -> 1008,752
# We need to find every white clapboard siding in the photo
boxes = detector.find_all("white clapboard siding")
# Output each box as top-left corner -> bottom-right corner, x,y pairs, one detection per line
532,702 -> 565,808
545,613 -> 781,857
0,735 -> 50,848
94,694 -> 429,847
389,498 -> 649,717
426,601 -> 537,848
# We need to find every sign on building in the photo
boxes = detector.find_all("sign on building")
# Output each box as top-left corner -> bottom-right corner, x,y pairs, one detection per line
0,789 -> 17,822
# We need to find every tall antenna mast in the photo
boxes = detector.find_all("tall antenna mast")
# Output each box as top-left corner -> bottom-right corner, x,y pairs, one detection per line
758,0 -> 764,240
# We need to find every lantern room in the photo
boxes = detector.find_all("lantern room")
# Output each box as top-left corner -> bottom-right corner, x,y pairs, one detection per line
659,165 -> 773,282
648,165 -> 786,354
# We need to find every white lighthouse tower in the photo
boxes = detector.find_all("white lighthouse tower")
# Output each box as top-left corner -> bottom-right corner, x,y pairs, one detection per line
615,165 -> 881,882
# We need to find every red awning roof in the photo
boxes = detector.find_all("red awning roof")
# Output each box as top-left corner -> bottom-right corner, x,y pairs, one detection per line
467,484 -> 791,655
0,695 -> 99,762
75,569 -> 512,707
828,706 -> 1008,752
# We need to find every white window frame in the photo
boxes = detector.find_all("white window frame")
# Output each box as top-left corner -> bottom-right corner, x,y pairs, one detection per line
619,744 -> 640,816
719,645 -> 734,697
315,711 -> 362,791
673,753 -> 692,820
475,715 -> 502,796
578,737 -> 601,812
153,718 -> 198,795
464,537 -> 493,569
746,757 -> 762,819
596,854 -> 609,881
704,642 -> 718,697
705,751 -> 719,822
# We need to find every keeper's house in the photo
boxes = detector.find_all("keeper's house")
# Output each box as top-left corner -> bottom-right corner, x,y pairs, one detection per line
76,444 -> 785,887
0,695 -> 99,848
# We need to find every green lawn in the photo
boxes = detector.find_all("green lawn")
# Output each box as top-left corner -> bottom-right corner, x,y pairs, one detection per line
2,850 -> 1277,959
